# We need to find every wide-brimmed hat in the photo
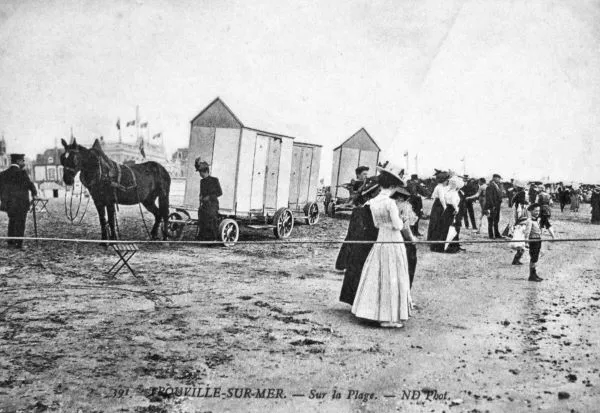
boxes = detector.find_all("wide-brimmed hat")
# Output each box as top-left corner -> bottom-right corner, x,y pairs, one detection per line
513,180 -> 526,189
493,173 -> 502,179
434,170 -> 450,181
10,153 -> 25,164
377,163 -> 404,182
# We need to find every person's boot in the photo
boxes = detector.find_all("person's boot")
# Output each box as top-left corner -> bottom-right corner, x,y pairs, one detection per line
528,267 -> 543,282
512,250 -> 524,265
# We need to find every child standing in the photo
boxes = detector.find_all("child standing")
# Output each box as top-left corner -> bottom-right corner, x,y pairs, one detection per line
513,204 -> 545,282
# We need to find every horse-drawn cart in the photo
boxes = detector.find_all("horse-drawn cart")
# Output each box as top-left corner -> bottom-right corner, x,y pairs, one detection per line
167,98 -> 320,245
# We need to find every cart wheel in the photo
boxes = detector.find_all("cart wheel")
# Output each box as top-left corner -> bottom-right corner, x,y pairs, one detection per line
219,218 -> 239,247
303,202 -> 320,225
167,212 -> 185,241
273,207 -> 294,239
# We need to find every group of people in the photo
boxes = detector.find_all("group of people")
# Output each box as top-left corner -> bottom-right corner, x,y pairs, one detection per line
335,166 -> 582,329
337,164 -> 416,328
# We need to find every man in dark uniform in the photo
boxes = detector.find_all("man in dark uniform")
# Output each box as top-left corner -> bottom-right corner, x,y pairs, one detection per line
462,175 -> 478,230
407,174 -> 427,236
505,179 -> 515,207
485,173 -> 503,239
0,154 -> 37,249
195,159 -> 222,241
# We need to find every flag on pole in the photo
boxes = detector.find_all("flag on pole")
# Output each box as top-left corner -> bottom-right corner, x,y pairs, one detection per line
152,132 -> 162,140
403,151 -> 409,157
140,122 -> 148,128
126,120 -> 136,127
116,118 -> 120,130
139,138 -> 146,159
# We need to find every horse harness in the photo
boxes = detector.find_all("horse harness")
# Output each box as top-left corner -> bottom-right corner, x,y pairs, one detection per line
64,147 -> 138,194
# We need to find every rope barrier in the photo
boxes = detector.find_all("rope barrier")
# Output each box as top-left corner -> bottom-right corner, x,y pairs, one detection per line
1,236 -> 600,245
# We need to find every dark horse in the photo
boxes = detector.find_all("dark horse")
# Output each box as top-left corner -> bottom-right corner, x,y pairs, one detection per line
60,138 -> 171,241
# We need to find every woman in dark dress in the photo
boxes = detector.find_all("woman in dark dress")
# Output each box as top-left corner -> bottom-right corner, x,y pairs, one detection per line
337,178 -> 381,305
337,204 -> 379,305
427,171 -> 450,252
591,187 -> 600,224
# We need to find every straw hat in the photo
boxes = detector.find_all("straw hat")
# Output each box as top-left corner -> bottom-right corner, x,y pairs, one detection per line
377,163 -> 404,182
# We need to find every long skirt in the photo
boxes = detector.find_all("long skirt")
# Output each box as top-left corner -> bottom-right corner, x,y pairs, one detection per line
591,199 -> 600,224
427,198 -> 445,251
435,205 -> 458,253
352,227 -> 412,323
337,206 -> 379,305
197,202 -> 219,240
570,195 -> 580,211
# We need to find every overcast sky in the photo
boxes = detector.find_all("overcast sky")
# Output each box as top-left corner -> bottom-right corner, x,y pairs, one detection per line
1,0 -> 599,183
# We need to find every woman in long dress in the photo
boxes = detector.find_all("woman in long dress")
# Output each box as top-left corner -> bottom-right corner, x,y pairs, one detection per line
437,176 -> 463,253
591,187 -> 600,224
427,171 -> 450,251
570,186 -> 581,212
337,184 -> 381,305
352,165 -> 412,328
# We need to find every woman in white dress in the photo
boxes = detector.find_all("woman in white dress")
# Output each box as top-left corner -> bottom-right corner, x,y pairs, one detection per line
352,164 -> 412,328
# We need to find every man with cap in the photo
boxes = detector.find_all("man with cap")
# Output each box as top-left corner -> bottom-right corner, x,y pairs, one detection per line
0,154 -> 37,249
194,158 -> 222,242
406,174 -> 427,236
485,173 -> 504,239
462,175 -> 478,230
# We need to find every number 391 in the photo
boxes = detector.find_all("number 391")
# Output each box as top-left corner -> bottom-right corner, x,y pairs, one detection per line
112,388 -> 130,398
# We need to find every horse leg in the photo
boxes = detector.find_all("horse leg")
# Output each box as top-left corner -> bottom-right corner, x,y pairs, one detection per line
158,192 -> 170,240
142,198 -> 161,240
94,201 -> 108,245
106,203 -> 118,240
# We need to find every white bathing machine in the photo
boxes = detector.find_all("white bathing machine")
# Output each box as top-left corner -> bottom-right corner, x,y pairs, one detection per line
168,97 -> 302,245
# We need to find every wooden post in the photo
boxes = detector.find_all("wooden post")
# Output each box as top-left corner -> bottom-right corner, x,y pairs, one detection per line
31,200 -> 38,240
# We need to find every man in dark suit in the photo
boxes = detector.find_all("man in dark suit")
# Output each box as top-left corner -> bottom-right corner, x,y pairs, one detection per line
0,154 -> 37,249
462,176 -> 478,230
195,158 -> 222,241
407,174 -> 427,236
485,173 -> 503,239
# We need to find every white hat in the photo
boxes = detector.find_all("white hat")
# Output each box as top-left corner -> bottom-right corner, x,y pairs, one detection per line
376,164 -> 405,182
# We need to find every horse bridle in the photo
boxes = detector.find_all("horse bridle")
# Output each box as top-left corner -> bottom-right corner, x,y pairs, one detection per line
62,148 -> 103,186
